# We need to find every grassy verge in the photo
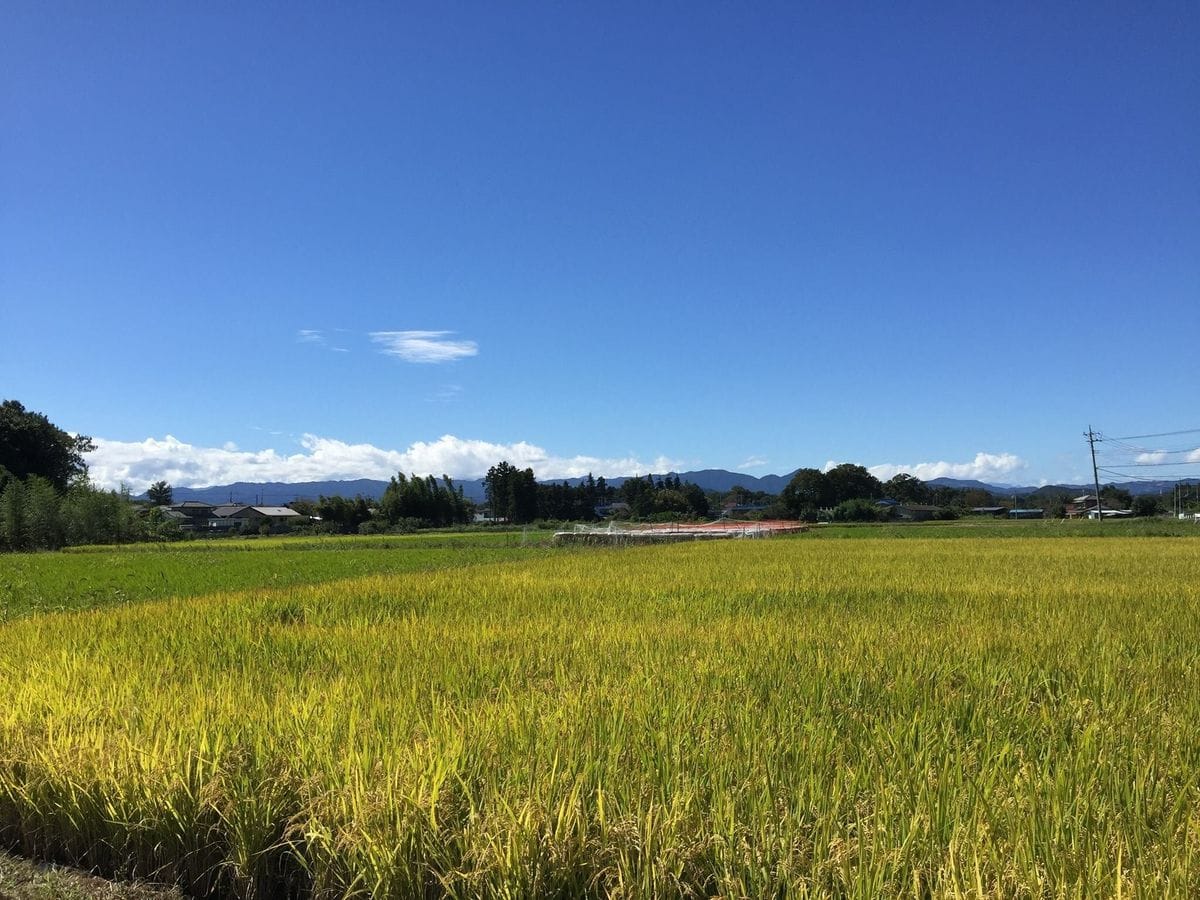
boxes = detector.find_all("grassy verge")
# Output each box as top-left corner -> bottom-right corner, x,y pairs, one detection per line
0,850 -> 181,899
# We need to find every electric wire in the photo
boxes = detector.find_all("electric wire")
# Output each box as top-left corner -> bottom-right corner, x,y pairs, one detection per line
1103,427 -> 1200,441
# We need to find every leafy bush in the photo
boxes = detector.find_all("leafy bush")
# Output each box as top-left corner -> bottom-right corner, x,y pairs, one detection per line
832,499 -> 882,522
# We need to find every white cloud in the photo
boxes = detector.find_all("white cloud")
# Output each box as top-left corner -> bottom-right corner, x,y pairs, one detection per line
370,331 -> 478,364
296,329 -> 324,344
1136,449 -> 1200,465
85,434 -> 683,492
426,384 -> 464,403
821,452 -> 1027,484
738,456 -> 769,470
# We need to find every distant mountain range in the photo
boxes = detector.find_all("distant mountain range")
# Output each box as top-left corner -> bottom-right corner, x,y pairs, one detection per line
155,471 -> 1199,505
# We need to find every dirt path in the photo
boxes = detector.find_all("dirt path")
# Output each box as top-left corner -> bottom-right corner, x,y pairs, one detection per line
0,852 -> 182,900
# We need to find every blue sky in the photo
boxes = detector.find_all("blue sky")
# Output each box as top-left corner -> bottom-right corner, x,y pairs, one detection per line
3,3 -> 1197,490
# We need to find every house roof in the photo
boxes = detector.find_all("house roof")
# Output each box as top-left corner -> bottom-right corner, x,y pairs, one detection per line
173,501 -> 215,509
212,505 -> 251,517
251,506 -> 303,517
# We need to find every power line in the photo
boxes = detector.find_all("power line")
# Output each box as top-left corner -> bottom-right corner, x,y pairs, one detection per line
1097,437 -> 1200,456
1096,467 -> 1193,482
1103,427 -> 1200,441
1099,460 -> 1200,468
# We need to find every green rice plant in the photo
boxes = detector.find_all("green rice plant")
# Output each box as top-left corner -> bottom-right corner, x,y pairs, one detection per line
0,532 -> 549,621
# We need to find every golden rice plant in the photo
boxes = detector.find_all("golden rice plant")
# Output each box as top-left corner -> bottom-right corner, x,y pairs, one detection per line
1,537 -> 1198,897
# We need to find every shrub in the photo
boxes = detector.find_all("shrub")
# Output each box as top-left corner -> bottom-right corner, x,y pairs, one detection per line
832,499 -> 882,522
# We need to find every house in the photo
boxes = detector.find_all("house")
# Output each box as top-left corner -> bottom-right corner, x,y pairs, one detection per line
248,506 -> 306,525
971,506 -> 1009,517
157,508 -> 191,527
1066,495 -> 1132,519
161,501 -> 216,530
873,499 -> 943,521
895,503 -> 942,521
1008,508 -> 1044,519
209,505 -> 252,530
209,505 -> 306,531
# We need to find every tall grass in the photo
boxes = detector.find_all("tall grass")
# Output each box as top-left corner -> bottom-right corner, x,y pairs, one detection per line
1,538 -> 1198,897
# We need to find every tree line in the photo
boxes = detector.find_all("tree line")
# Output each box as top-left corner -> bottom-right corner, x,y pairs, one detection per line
0,400 -> 180,550
2,398 -> 1177,550
296,473 -> 473,534
483,464 -> 712,524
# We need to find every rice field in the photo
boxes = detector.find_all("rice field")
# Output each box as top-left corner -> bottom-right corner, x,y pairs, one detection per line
1,534 -> 1198,898
0,532 -> 547,621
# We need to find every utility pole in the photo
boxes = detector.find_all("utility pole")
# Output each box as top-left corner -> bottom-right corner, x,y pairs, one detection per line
1086,427 -> 1103,525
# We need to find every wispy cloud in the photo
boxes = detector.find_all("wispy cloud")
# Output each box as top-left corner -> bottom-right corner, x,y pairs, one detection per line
738,455 -> 769,470
822,452 -> 1027,484
426,384 -> 464,403
296,329 -> 325,344
86,434 -> 681,492
370,331 -> 478,364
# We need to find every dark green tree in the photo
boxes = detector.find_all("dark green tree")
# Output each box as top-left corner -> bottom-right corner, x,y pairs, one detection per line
682,483 -> 710,518
147,480 -> 173,506
378,474 -> 470,528
1100,486 -> 1134,509
882,473 -> 930,504
1131,495 -> 1161,517
512,468 -> 538,524
618,475 -> 656,518
781,468 -> 832,519
316,494 -> 373,534
825,464 -> 883,505
0,400 -> 94,492
484,462 -> 518,520
484,462 -> 538,523
653,489 -> 690,515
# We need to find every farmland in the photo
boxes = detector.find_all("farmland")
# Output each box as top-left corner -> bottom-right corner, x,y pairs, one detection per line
0,532 -> 548,622
1,529 -> 1199,897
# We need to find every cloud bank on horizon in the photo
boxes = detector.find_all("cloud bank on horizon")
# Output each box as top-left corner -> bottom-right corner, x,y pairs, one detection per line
86,435 -> 683,493
831,452 -> 1027,484
86,435 -> 1027,494
1136,449 -> 1200,465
